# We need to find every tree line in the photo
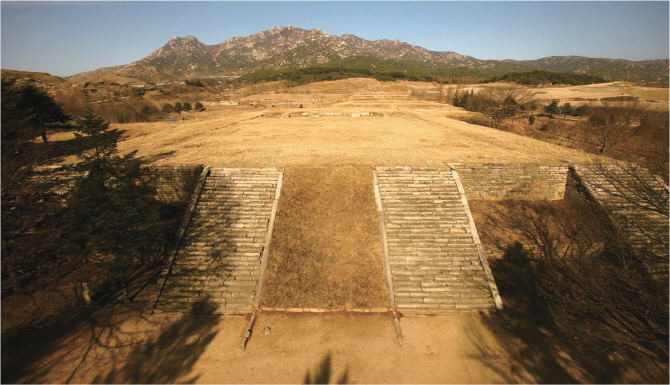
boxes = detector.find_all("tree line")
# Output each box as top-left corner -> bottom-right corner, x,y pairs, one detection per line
236,60 -> 613,88
161,101 -> 204,114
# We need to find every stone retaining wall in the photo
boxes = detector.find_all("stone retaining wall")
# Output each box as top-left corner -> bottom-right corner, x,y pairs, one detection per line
452,163 -> 569,200
140,165 -> 204,203
564,167 -> 592,206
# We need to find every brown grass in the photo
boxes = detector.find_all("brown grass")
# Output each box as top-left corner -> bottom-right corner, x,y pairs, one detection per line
470,199 -> 604,260
261,166 -> 389,310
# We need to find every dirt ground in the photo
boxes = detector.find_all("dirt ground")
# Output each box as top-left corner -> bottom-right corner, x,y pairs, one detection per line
261,166 -> 389,310
6,297 -> 665,384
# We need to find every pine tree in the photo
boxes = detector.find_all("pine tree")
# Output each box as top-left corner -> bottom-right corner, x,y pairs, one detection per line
561,103 -> 573,120
452,90 -> 461,106
12,82 -> 70,146
544,100 -> 560,117
67,111 -> 160,302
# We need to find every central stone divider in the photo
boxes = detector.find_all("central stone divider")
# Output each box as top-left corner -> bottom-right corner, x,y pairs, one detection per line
374,166 -> 502,314
150,167 -> 283,315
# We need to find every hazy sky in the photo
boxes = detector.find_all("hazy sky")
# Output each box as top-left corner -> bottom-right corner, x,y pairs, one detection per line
2,1 -> 668,77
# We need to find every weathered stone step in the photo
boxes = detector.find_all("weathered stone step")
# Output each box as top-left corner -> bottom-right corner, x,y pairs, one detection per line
396,294 -> 492,303
165,277 -> 258,287
151,168 -> 281,315
395,302 -> 493,311
376,167 -> 496,314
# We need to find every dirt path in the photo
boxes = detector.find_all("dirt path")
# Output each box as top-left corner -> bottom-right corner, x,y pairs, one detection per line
261,166 -> 389,310
5,305 -> 584,384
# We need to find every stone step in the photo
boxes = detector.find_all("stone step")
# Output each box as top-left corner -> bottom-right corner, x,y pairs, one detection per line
376,167 -> 496,314
396,302 -> 494,311
151,168 -> 280,315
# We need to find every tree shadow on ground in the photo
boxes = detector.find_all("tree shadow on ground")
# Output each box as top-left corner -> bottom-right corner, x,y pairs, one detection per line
38,128 -> 125,164
470,198 -> 668,383
466,269 -> 586,383
1,265 -> 162,384
304,351 -> 349,384
137,150 -> 178,165
467,249 -> 668,384
90,299 -> 219,384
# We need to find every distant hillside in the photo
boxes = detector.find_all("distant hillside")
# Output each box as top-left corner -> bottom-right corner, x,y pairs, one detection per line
62,26 -> 670,86
517,56 -> 669,86
485,70 -> 608,86
1,69 -> 66,88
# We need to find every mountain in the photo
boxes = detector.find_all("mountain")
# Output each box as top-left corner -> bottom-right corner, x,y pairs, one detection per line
66,26 -> 669,85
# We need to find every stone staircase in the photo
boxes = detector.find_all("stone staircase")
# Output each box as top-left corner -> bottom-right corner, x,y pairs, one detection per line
151,168 -> 281,315
375,166 -> 498,314
573,165 -> 669,280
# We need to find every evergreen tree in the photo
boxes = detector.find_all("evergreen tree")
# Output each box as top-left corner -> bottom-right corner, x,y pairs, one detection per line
195,102 -> 204,111
452,90 -> 461,106
561,103 -> 573,120
67,111 -> 160,301
11,82 -> 70,146
544,100 -> 560,117
162,103 -> 174,114
460,91 -> 470,110
173,102 -> 183,113
1,79 -> 70,295
182,102 -> 192,112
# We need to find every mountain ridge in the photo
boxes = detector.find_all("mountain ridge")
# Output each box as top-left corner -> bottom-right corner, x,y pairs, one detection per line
65,26 -> 669,85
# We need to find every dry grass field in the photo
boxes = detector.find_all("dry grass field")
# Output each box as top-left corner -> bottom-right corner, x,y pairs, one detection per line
50,78 -> 669,171
51,79 -> 599,168
261,166 -> 389,310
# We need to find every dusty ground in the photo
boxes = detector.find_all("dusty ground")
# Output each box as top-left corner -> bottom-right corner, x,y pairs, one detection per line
7,297 -> 664,384
261,167 -> 389,310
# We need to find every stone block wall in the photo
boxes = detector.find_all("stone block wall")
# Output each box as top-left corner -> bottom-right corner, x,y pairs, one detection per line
452,163 -> 569,200
140,165 -> 204,203
564,167 -> 593,206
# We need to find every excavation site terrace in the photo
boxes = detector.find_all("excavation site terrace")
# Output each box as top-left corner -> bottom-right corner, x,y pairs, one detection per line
9,78 -> 670,383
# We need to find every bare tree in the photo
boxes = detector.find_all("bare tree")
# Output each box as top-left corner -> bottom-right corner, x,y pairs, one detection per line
487,160 -> 669,358
481,86 -> 536,129
500,192 -> 668,358
588,99 -> 657,154
583,161 -> 669,280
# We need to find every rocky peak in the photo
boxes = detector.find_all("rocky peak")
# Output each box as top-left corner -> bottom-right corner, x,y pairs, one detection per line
71,26 -> 668,86
145,35 -> 210,60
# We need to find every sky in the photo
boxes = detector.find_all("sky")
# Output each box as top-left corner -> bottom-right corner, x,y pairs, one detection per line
1,1 -> 668,77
